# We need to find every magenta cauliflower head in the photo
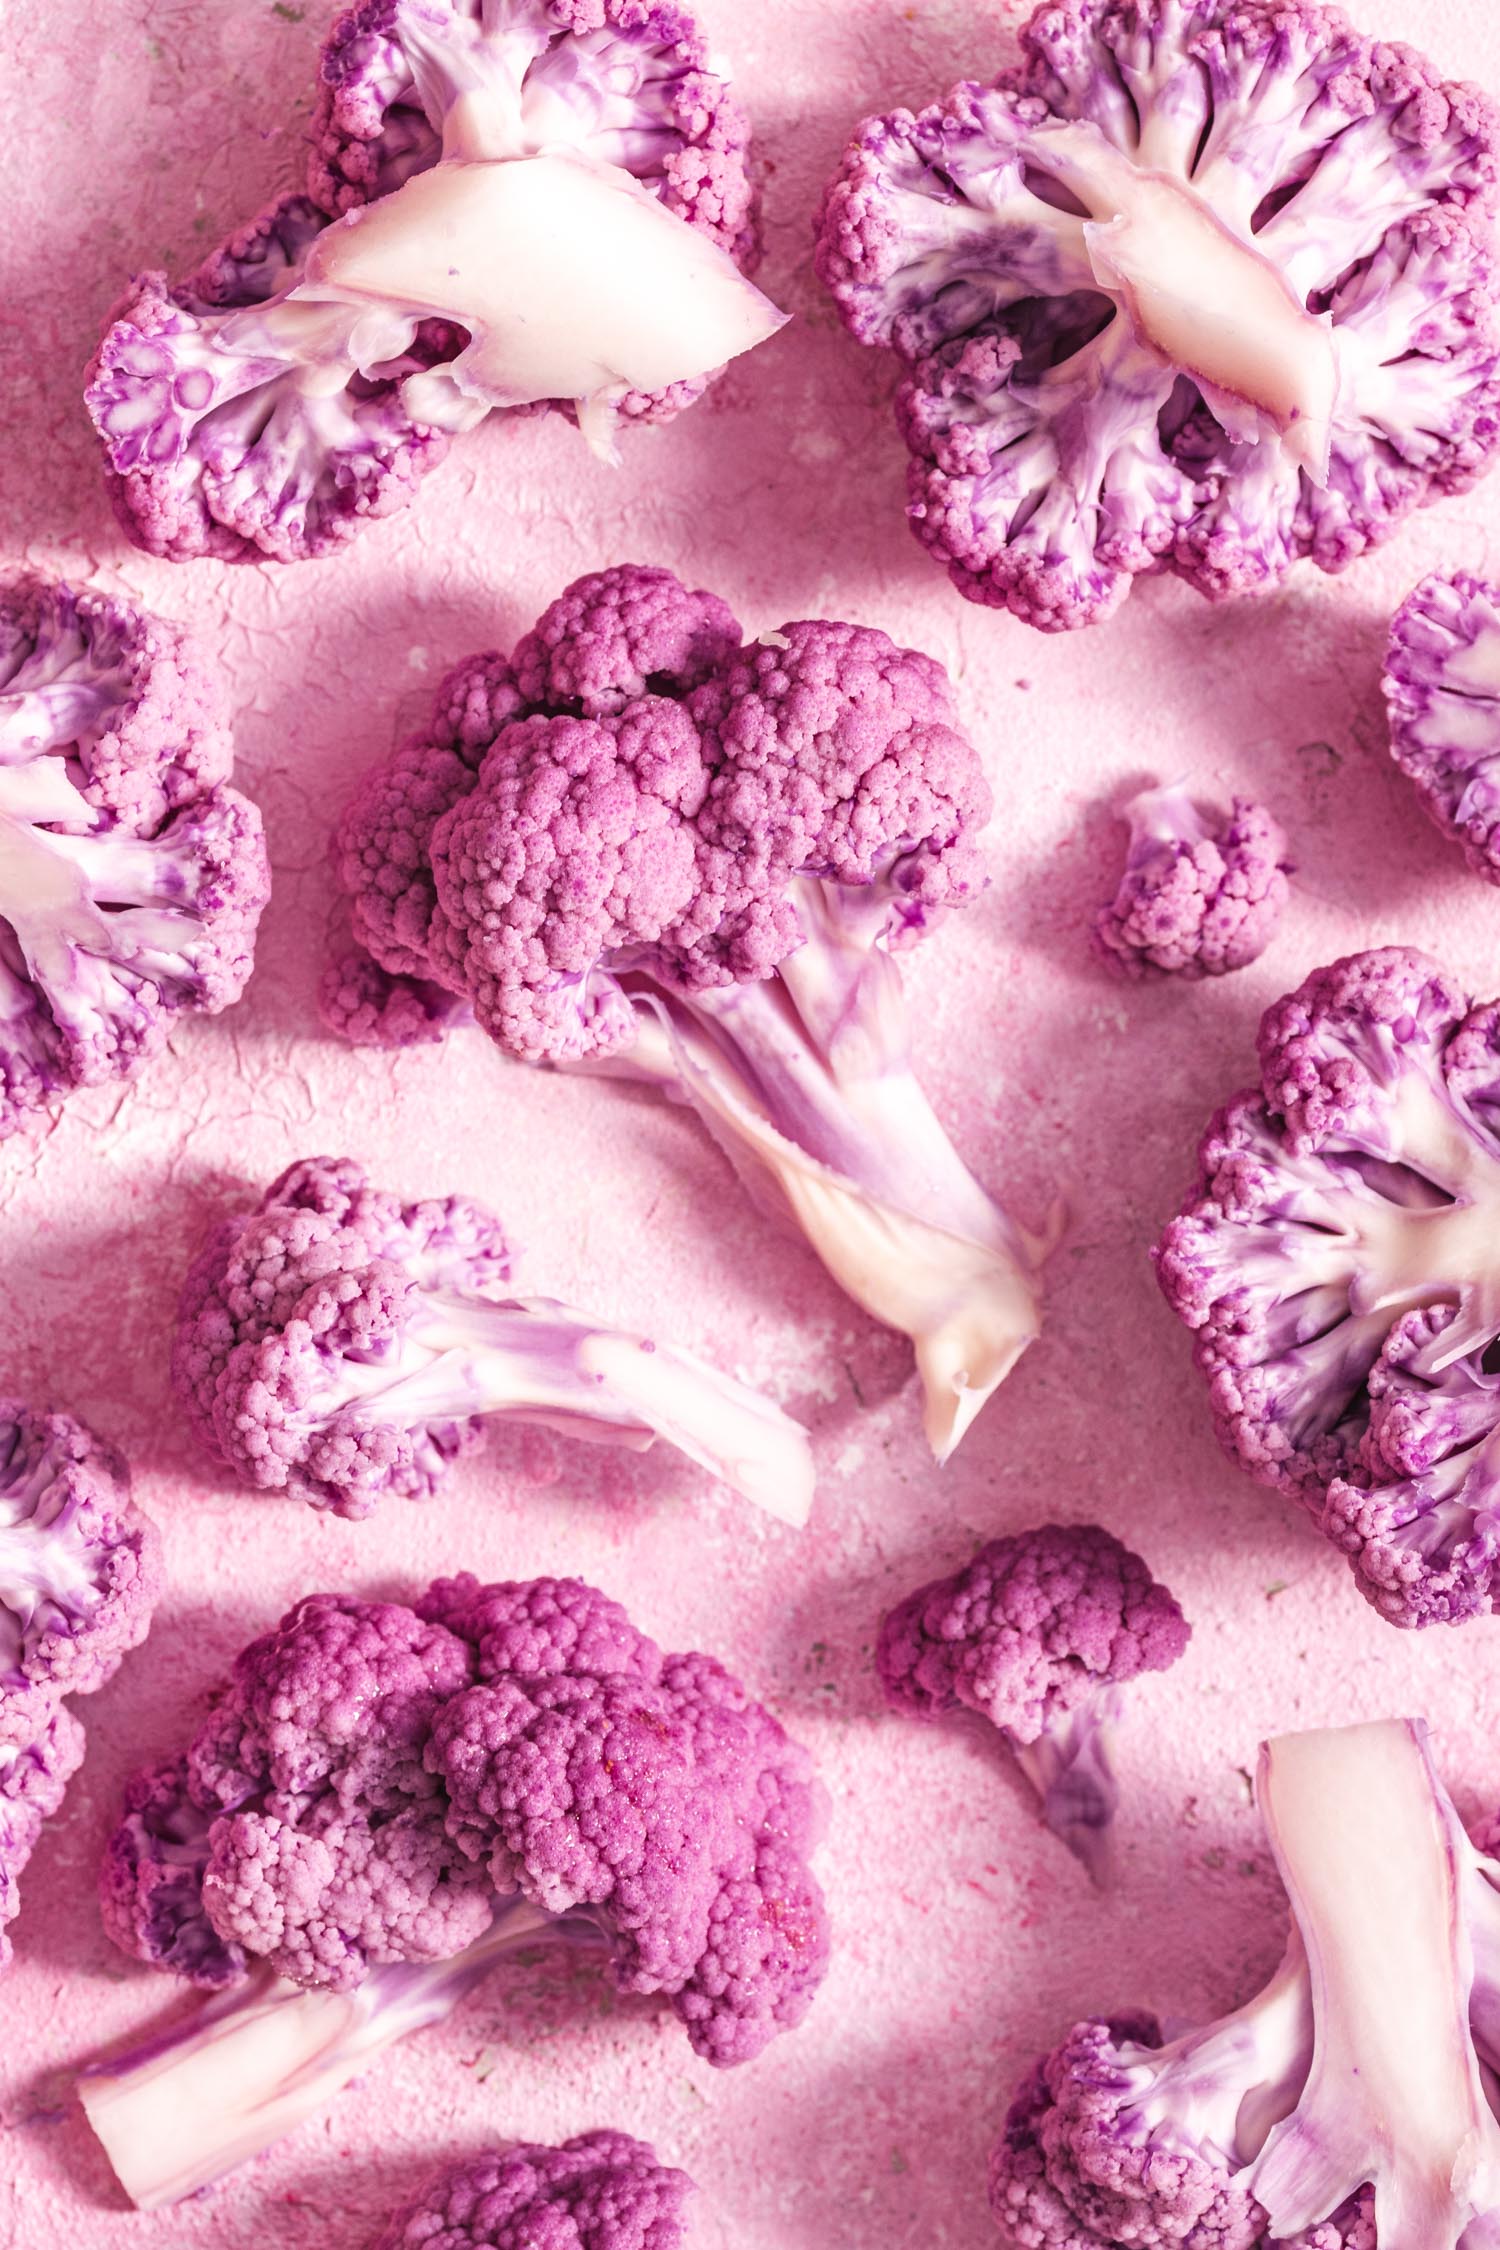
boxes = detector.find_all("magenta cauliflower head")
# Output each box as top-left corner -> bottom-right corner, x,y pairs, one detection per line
1155,946 -> 1500,1627
878,1524 -> 1189,1882
102,1574 -> 831,2067
372,2132 -> 694,2250
0,1692 -> 85,1967
327,562 -> 1052,1468
172,1153 -> 814,1525
86,1 -> 780,565
0,579 -> 269,1134
1093,785 -> 1291,980
816,0 -> 1500,632
0,1403 -> 162,1722
1385,570 -> 1500,881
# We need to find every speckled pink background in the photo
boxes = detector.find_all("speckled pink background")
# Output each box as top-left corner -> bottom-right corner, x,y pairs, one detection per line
5,0 -> 1500,2242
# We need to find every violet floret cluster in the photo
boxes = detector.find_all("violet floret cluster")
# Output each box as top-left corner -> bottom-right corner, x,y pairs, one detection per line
878,1523 -> 1189,1882
86,0 -> 780,564
171,1153 -> 814,1524
816,0 -> 1500,631
0,1403 -> 161,1965
100,1572 -> 831,2069
1093,785 -> 1291,981
1384,570 -> 1500,881
325,561 -> 1050,1463
0,578 -> 269,1136
1156,944 -> 1500,1627
372,2131 -> 694,2250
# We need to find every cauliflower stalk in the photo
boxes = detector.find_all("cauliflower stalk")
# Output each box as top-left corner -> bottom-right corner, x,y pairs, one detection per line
0,581 -> 268,1134
325,564 -> 1052,1462
86,0 -> 784,563
816,0 -> 1500,631
83,1575 -> 830,2207
878,1523 -> 1189,1884
992,1718 -> 1500,2250
173,1156 -> 815,1525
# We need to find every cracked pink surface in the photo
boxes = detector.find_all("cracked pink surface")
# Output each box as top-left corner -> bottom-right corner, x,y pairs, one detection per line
4,2 -> 1500,2246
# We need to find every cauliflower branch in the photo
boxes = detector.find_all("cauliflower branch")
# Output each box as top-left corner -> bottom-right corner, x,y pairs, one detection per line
0,579 -> 268,1134
1093,783 -> 1291,979
991,1718 -> 1500,2250
0,1693 -> 85,1968
173,1155 -> 814,1524
371,2133 -> 694,2250
816,0 -> 1500,631
1156,947 -> 1500,1627
325,564 -> 1051,1461
85,1575 -> 829,2205
1385,570 -> 1500,883
86,0 -> 783,563
877,1524 -> 1189,1885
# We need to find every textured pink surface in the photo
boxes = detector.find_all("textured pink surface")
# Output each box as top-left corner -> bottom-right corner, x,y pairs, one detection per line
4,1 -> 1500,2243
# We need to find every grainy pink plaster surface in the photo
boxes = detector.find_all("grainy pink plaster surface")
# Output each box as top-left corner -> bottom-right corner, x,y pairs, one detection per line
3,0 -> 1500,2242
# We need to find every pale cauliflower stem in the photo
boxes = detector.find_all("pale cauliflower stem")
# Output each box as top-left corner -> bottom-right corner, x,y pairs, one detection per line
0,580 -> 268,1132
86,0 -> 783,564
992,1719 -> 1500,2250
324,563 -> 1051,1463
1157,948 -> 1500,1629
816,0 -> 1500,631
172,1156 -> 815,1525
1385,571 -> 1500,883
82,1575 -> 829,2208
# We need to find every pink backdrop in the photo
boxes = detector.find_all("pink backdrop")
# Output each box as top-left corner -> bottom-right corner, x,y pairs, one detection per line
2,1 -> 1498,2242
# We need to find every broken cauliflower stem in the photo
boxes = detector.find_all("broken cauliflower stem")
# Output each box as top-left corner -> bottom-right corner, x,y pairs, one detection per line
817,0 -> 1500,629
991,1718 -> 1500,2250
78,1901 -> 570,2212
86,0 -> 783,560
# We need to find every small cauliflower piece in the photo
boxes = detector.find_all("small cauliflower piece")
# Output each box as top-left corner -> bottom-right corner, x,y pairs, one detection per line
372,2134 -> 694,2250
0,580 -> 269,1135
327,563 -> 1052,1462
1385,571 -> 1500,882
86,0 -> 782,564
816,0 -> 1500,631
1156,946 -> 1500,1626
83,1575 -> 829,2207
1093,784 -> 1291,980
0,1693 -> 85,1967
990,1719 -> 1500,2250
877,1523 -> 1189,1883
172,1154 -> 814,1525
0,1403 -> 161,1714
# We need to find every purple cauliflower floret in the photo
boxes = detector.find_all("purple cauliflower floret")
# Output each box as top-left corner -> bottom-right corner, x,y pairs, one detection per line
0,1402 -> 162,1721
1153,945 -> 1500,1627
87,1574 -> 828,2207
988,1720 -> 1500,2249
1384,570 -> 1500,881
815,0 -> 1500,632
0,579 -> 269,1134
0,1693 -> 85,1968
327,562 -> 1052,1463
372,2133 -> 694,2250
171,1153 -> 813,1525
86,2 -> 781,565
877,1524 -> 1189,1883
1092,785 -> 1292,981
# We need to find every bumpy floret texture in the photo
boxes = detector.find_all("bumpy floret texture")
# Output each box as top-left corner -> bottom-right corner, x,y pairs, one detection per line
0,580 -> 268,1133
1385,570 -> 1500,881
329,562 -> 990,1064
86,1 -> 765,563
0,1402 -> 162,1721
1092,787 -> 1291,980
1155,946 -> 1500,1626
816,0 -> 1500,630
878,1523 -> 1189,1742
103,1574 -> 830,2066
372,2131 -> 694,2250
0,1695 -> 85,1967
